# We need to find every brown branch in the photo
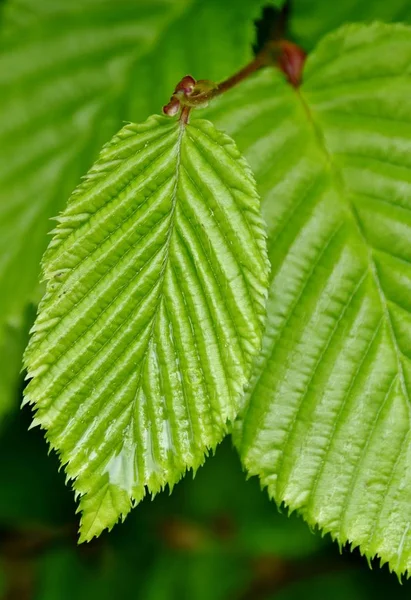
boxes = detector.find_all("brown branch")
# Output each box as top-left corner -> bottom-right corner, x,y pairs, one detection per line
164,38 -> 306,124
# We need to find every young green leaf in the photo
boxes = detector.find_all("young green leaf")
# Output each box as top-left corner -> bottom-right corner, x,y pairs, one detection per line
206,22 -> 411,575
23,115 -> 269,541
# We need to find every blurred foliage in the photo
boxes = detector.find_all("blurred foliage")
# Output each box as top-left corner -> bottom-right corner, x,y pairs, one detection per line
291,0 -> 411,49
2,0 -> 411,598
2,409 -> 411,598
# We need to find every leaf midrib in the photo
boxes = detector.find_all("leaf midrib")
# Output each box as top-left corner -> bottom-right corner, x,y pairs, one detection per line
65,121 -> 186,536
127,120 -> 185,427
297,86 -> 411,407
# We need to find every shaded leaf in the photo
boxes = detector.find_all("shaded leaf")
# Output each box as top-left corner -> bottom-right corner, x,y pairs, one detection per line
291,0 -> 411,50
206,22 -> 411,576
0,306 -> 34,428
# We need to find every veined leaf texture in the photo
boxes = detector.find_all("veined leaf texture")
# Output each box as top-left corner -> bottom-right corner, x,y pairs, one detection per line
0,0 -> 267,422
206,22 -> 411,575
24,116 -> 269,541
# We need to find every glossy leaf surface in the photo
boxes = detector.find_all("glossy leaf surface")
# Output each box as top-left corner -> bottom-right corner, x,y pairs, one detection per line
24,115 -> 269,541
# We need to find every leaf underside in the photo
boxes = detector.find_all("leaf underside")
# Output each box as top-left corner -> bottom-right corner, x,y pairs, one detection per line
24,116 -> 269,541
206,22 -> 411,576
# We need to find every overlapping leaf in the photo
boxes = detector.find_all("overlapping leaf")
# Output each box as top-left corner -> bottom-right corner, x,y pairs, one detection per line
291,0 -> 411,50
23,115 -> 269,540
206,22 -> 411,575
0,0 -> 266,418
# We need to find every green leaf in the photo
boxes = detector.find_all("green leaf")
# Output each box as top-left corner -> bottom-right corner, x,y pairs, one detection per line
0,0 -> 266,413
23,115 -> 269,541
291,0 -> 411,50
205,22 -> 411,575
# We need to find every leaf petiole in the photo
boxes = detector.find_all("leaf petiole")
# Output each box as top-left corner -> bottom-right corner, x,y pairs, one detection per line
164,40 -> 306,124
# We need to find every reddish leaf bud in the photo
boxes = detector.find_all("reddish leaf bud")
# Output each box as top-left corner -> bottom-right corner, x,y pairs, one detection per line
174,75 -> 196,96
277,40 -> 306,87
163,97 -> 180,116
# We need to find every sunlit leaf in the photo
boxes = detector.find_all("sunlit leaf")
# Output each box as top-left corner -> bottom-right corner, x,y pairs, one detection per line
23,115 -> 269,541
